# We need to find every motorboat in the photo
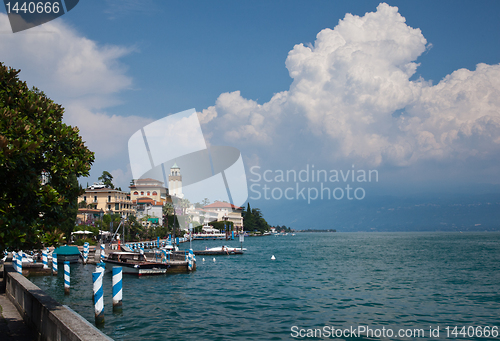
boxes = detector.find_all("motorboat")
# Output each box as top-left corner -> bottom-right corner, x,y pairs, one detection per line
206,245 -> 247,252
104,251 -> 169,276
160,243 -> 178,252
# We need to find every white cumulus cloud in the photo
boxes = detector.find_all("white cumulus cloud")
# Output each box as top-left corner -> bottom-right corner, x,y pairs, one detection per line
199,3 -> 500,173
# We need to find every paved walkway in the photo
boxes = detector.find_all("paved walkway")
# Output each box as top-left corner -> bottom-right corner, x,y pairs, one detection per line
0,293 -> 36,340
0,261 -> 37,340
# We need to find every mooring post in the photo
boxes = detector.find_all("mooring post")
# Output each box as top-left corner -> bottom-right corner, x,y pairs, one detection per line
100,244 -> 105,261
188,249 -> 194,271
64,261 -> 70,295
12,253 -> 17,273
16,253 -> 22,274
112,266 -> 123,312
83,242 -> 89,264
93,272 -> 105,325
52,253 -> 58,275
42,249 -> 48,269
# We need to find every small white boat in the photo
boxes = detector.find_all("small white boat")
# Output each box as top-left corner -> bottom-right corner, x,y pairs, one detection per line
160,244 -> 178,252
206,245 -> 247,252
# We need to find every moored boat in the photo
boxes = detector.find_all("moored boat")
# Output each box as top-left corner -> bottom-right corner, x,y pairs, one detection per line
193,246 -> 245,255
104,251 -> 168,276
53,245 -> 81,263
207,245 -> 246,252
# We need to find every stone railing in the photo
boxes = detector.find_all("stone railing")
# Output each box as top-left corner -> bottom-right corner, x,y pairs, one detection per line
3,263 -> 112,341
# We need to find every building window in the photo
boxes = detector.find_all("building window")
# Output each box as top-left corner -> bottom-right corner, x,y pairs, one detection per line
147,191 -> 151,196
141,191 -> 144,195
108,205 -> 111,210
115,203 -> 119,210
83,196 -> 86,202
94,196 -> 97,203
134,191 -> 138,195
108,195 -> 111,202
152,191 -> 157,196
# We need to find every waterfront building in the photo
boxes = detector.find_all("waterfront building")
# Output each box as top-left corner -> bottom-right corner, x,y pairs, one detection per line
134,197 -> 164,226
186,207 -> 219,225
129,178 -> 167,203
202,201 -> 244,231
77,188 -> 134,223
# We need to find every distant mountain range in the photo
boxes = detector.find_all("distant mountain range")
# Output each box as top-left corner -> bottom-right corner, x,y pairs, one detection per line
257,193 -> 500,232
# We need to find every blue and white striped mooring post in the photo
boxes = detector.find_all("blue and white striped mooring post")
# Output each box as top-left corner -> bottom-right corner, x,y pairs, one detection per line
83,242 -> 89,264
52,253 -> 58,275
188,249 -> 194,271
64,261 -> 70,295
16,253 -> 22,274
112,266 -> 123,312
100,244 -> 105,261
96,262 -> 105,274
12,253 -> 17,273
92,272 -> 105,325
92,263 -> 105,301
42,249 -> 48,269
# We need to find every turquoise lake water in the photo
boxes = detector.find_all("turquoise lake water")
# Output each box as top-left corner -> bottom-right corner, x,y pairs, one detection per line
29,232 -> 500,340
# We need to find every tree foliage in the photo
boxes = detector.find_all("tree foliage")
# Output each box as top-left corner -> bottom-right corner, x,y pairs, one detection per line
208,220 -> 234,231
243,202 -> 255,231
124,215 -> 143,241
0,63 -> 94,251
98,170 -> 114,189
243,203 -> 270,233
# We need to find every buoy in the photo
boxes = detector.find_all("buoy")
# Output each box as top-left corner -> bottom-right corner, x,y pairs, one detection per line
202,258 -> 205,262
213,258 -> 216,262
271,255 -> 276,260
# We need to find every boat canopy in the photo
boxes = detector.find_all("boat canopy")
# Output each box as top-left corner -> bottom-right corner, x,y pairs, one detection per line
53,245 -> 81,255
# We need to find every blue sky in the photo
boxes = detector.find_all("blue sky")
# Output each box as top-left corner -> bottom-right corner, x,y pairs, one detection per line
59,1 -> 500,117
1,1 -> 500,212
63,0 -> 500,115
